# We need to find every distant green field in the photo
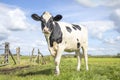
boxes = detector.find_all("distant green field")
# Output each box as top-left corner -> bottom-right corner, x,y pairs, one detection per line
0,57 -> 120,80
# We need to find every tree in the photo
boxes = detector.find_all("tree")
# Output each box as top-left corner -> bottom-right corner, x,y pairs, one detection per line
117,53 -> 120,56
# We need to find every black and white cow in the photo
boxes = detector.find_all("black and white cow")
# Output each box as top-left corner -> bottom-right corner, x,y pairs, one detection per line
31,11 -> 88,75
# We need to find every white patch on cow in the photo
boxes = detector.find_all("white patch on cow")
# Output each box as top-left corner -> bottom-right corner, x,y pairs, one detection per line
57,22 -> 88,51
42,11 -> 52,22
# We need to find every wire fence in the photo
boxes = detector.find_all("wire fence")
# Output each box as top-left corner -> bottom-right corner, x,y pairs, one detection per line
0,42 -> 48,66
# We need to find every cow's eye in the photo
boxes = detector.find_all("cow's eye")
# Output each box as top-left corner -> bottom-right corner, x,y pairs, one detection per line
47,17 -> 53,23
42,22 -> 46,26
49,19 -> 53,23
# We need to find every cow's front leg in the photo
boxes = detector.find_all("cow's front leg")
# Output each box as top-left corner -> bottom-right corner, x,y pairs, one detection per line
49,47 -> 56,57
49,42 -> 58,57
54,46 -> 64,75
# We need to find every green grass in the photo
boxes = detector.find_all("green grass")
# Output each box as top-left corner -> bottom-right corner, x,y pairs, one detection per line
0,57 -> 120,80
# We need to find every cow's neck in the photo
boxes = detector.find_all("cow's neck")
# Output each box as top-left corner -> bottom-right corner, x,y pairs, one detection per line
44,22 -> 55,47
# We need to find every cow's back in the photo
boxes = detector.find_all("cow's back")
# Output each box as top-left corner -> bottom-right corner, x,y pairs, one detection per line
57,22 -> 88,51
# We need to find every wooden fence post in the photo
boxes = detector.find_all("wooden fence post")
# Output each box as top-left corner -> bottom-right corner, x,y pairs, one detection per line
38,49 -> 46,64
9,50 -> 16,64
36,49 -> 41,64
3,42 -> 16,65
0,56 -> 2,64
4,42 -> 9,64
16,47 -> 20,64
30,48 -> 34,62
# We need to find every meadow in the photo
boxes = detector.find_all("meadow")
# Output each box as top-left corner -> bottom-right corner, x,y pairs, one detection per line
0,56 -> 120,80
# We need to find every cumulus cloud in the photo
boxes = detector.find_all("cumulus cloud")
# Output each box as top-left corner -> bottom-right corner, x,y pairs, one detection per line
88,47 -> 108,51
0,3 -> 29,31
116,36 -> 120,41
104,38 -> 116,44
75,0 -> 120,8
34,40 -> 47,47
76,0 -> 120,34
7,9 -> 28,31
80,21 -> 114,39
75,0 -> 100,7
103,35 -> 120,44
110,9 -> 120,32
0,3 -> 31,40
0,3 -> 39,55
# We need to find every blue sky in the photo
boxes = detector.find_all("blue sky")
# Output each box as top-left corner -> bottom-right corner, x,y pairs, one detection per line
0,0 -> 120,55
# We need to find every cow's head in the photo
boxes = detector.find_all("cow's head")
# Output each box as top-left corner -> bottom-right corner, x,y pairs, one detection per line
31,11 -> 62,34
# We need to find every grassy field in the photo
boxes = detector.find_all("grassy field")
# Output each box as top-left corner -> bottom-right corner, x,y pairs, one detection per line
0,56 -> 120,80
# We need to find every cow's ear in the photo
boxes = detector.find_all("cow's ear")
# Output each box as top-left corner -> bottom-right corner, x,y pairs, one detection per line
31,14 -> 41,21
53,15 -> 62,21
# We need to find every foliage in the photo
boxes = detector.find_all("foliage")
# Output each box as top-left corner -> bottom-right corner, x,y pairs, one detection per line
0,56 -> 120,80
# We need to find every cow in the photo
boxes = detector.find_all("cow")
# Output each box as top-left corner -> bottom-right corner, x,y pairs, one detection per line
31,11 -> 88,75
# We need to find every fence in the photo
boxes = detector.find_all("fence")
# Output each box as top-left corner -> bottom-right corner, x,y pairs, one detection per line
0,42 -> 47,66
30,48 -> 46,64
0,42 -> 16,66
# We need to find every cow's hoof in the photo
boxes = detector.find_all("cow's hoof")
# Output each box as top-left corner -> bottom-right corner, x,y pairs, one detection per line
55,70 -> 60,76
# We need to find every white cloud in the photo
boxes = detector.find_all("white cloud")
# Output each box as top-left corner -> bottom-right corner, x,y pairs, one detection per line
0,3 -> 39,55
88,47 -> 108,51
35,40 -> 47,47
75,0 -> 100,7
104,38 -> 116,44
102,0 -> 120,8
80,21 -> 115,39
110,9 -> 120,32
103,35 -> 120,44
0,3 -> 32,40
79,21 -> 120,55
75,0 -> 120,8
116,36 -> 120,41
76,0 -> 120,34
7,8 -> 28,31
0,3 -> 29,31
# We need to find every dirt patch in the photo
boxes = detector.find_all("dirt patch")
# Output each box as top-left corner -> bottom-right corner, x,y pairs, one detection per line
0,65 -> 30,74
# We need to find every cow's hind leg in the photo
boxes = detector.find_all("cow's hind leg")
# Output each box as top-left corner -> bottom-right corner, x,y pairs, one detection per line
82,45 -> 89,71
75,50 -> 81,71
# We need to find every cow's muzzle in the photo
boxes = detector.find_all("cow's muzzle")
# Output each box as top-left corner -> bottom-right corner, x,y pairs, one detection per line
43,27 -> 50,34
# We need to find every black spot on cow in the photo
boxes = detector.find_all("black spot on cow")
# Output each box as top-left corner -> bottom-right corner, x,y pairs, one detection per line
77,38 -> 79,41
77,42 -> 80,48
72,24 -> 81,31
72,26 -> 77,30
66,26 -> 72,33
49,22 -> 62,47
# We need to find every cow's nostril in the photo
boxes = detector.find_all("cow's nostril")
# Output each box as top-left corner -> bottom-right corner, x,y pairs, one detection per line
43,29 -> 47,32
43,28 -> 50,34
